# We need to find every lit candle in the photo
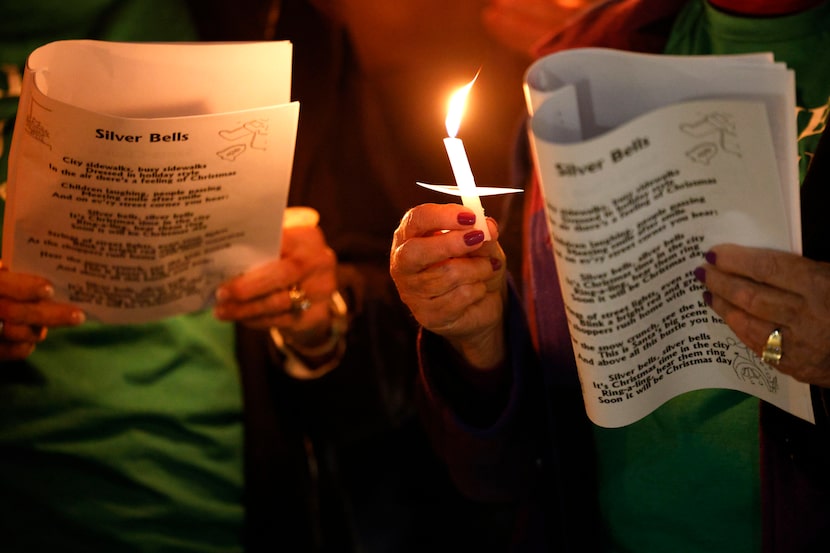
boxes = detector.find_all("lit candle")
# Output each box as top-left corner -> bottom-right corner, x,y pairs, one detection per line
443,73 -> 490,240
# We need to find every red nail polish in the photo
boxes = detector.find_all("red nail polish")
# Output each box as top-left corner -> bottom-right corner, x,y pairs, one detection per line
703,291 -> 712,306
464,230 -> 485,246
693,267 -> 706,283
457,212 -> 476,225
705,251 -> 716,265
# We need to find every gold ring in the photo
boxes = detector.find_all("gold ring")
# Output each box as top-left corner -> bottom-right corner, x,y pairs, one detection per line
288,284 -> 312,314
761,328 -> 782,366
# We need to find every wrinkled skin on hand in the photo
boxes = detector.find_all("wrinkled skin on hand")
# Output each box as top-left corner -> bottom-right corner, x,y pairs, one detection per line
215,222 -> 338,348
698,243 -> 830,388
390,203 -> 507,369
0,265 -> 85,361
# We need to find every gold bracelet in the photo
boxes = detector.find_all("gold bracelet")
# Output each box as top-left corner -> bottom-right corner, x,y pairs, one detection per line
270,290 -> 349,380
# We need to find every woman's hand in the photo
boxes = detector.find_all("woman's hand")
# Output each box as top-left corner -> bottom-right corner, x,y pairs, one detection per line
697,243 -> 830,387
0,266 -> 85,360
390,203 -> 507,369
214,209 -> 338,350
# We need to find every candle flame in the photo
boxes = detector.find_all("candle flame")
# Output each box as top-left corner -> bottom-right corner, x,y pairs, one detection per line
445,70 -> 479,138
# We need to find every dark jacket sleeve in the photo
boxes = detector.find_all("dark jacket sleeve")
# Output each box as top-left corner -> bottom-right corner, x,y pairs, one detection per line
415,281 -> 547,503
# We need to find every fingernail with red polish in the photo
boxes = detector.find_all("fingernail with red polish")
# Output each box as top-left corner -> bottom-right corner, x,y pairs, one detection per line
464,230 -> 485,246
703,291 -> 712,306
491,257 -> 502,271
693,267 -> 706,283
705,251 -> 716,265
457,212 -> 476,225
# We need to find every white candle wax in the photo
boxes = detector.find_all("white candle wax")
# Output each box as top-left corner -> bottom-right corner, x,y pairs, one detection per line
443,136 -> 490,240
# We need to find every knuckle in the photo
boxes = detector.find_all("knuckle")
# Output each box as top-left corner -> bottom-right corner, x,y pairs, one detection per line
451,280 -> 486,306
398,208 -> 420,235
391,239 -> 418,272
732,282 -> 760,312
320,246 -> 337,268
776,301 -> 802,326
746,253 -> 780,284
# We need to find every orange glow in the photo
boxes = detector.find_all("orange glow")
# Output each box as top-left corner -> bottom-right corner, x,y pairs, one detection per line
557,0 -> 588,8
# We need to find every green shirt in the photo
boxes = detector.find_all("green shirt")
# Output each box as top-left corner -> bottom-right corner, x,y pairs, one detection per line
0,2 -> 245,551
593,1 -> 830,552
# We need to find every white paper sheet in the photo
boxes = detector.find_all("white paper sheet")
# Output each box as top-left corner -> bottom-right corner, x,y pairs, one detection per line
4,40 -> 299,323
525,48 -> 813,426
